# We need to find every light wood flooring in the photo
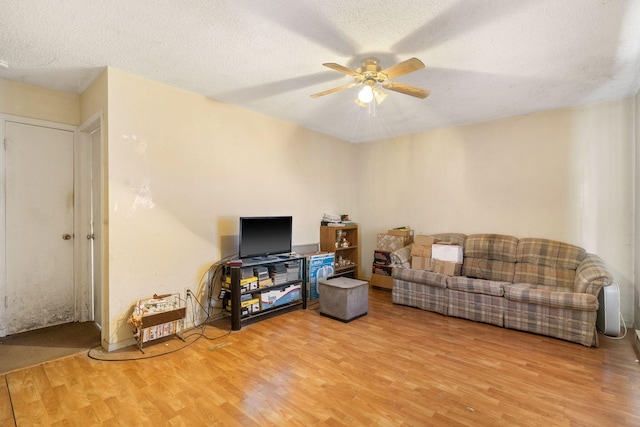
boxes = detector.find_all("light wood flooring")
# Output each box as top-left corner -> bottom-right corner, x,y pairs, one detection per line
2,288 -> 640,426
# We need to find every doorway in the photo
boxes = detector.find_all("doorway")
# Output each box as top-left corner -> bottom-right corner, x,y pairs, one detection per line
81,114 -> 103,330
0,115 -> 97,337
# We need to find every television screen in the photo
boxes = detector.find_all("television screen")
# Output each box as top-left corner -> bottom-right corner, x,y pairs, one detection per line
239,216 -> 293,259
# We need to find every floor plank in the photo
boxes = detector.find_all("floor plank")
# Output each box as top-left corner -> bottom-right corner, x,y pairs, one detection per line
1,289 -> 639,426
0,376 -> 16,427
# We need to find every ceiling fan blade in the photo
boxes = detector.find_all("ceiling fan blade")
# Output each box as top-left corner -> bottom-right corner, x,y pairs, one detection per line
379,57 -> 425,80
381,82 -> 430,99
310,83 -> 356,98
322,62 -> 360,77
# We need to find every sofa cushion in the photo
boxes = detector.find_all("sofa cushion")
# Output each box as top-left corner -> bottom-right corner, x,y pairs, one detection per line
392,266 -> 447,288
447,290 -> 505,327
504,300 -> 598,347
504,283 -> 598,311
447,276 -> 508,297
462,234 -> 518,282
514,238 -> 586,289
464,234 -> 519,262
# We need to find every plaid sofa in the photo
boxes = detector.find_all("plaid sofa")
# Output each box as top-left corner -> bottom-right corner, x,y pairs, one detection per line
391,233 -> 613,347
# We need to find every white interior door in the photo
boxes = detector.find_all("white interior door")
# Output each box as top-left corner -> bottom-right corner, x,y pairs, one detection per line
5,121 -> 75,334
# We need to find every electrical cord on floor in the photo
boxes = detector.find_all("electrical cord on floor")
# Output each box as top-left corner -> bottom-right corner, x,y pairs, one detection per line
182,317 -> 232,342
598,311 -> 628,340
617,312 -> 629,339
86,316 -> 233,362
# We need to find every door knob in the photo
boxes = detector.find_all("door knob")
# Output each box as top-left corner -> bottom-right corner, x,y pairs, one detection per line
87,234 -> 95,240
62,234 -> 72,240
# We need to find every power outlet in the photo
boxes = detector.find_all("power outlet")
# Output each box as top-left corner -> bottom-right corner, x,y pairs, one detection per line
184,288 -> 192,299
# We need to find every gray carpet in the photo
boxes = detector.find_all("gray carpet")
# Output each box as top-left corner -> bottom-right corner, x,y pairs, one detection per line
0,321 -> 101,374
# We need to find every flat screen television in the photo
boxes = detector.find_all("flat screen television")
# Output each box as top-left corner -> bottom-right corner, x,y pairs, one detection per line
239,216 -> 293,259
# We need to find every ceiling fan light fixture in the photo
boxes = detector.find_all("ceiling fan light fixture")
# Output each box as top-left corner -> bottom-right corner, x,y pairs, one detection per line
373,87 -> 388,105
357,84 -> 374,103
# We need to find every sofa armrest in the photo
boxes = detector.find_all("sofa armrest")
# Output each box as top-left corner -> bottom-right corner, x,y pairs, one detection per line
390,244 -> 412,268
574,254 -> 613,295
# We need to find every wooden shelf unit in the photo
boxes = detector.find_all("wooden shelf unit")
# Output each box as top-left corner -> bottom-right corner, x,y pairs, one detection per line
320,225 -> 359,278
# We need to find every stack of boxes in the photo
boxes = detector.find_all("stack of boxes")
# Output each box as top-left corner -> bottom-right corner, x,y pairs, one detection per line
224,267 -> 259,293
410,235 -> 434,270
223,268 -> 261,315
371,228 -> 414,289
231,295 -> 261,316
411,236 -> 463,275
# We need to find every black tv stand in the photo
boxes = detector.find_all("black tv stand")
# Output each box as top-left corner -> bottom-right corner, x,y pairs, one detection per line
228,255 -> 307,330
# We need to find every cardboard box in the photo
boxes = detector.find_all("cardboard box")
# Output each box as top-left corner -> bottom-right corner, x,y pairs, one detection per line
376,233 -> 413,251
373,250 -> 393,265
414,235 -> 436,246
411,256 -> 432,270
387,228 -> 414,237
306,252 -> 335,301
432,260 -> 462,276
411,235 -> 435,258
224,276 -> 258,293
226,298 -> 261,315
261,284 -> 302,309
411,244 -> 431,258
432,244 -> 464,263
370,273 -> 393,289
372,263 -> 393,276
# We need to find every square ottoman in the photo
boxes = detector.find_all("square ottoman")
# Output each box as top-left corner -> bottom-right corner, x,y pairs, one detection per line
319,277 -> 369,322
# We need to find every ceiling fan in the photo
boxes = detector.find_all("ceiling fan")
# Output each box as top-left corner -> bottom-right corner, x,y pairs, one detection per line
311,57 -> 430,107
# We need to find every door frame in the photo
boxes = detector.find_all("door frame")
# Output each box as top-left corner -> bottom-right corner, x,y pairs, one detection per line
78,111 -> 104,331
0,114 -> 93,337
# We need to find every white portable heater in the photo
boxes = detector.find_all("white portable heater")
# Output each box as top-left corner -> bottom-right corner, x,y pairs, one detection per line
596,283 -> 621,336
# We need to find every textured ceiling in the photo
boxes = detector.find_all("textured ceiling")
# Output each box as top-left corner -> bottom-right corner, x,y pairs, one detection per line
1,0 -> 640,143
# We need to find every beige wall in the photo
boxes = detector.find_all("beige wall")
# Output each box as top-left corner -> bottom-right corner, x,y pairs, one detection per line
79,69 -> 108,127
356,99 -> 636,324
0,78 -> 79,125
104,68 -> 357,348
